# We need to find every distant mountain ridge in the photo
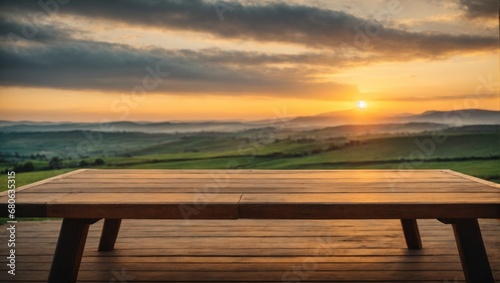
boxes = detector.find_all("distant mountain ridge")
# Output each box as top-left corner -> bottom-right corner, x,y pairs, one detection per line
402,109 -> 499,125
289,109 -> 499,129
0,120 -> 263,134
0,109 -> 498,133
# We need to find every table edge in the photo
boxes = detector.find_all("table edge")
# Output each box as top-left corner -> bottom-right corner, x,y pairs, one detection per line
0,169 -> 89,197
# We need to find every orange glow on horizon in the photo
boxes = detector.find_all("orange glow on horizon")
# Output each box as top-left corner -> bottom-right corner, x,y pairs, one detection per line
0,85 -> 498,122
0,1 -> 498,123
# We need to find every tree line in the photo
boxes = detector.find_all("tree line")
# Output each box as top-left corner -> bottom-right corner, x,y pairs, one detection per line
2,157 -> 105,173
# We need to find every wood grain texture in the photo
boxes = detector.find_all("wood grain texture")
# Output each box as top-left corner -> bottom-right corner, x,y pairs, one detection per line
1,219 -> 499,282
1,169 -> 498,219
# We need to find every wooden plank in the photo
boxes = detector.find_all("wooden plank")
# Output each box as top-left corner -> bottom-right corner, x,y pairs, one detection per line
239,193 -> 500,204
80,169 -> 453,174
69,170 -> 460,179
28,182 -> 500,193
0,261 -> 473,271
1,218 -> 499,282
31,192 -> 500,205
0,193 -> 70,204
3,270 -> 478,281
239,203 -> 500,219
0,238 -> 458,248
46,194 -> 241,218
40,177 -> 472,184
36,191 -> 500,219
4,218 -> 497,231
48,193 -> 242,204
46,204 -> 239,219
6,254 -> 500,264
24,190 -> 500,200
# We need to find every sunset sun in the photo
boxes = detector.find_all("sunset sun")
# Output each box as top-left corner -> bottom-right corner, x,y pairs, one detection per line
357,101 -> 367,109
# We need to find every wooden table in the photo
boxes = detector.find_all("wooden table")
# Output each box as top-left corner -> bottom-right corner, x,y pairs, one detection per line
1,169 -> 499,283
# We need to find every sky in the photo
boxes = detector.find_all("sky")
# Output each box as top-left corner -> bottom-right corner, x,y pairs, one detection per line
0,0 -> 498,122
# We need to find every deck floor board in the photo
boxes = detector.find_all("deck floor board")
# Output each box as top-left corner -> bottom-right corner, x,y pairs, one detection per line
1,218 -> 499,282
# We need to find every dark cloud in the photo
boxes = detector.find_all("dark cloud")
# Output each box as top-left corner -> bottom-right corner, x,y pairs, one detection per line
0,0 -> 497,57
369,93 -> 493,102
0,28 -> 358,99
458,0 -> 498,19
0,0 -> 497,100
0,16 -> 75,44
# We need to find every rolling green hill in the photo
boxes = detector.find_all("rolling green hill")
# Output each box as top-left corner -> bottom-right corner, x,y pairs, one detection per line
0,126 -> 498,190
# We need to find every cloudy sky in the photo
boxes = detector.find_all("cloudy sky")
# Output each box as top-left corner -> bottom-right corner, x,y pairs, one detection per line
0,0 -> 498,121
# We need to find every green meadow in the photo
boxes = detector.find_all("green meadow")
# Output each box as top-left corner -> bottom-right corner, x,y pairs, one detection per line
0,128 -> 499,191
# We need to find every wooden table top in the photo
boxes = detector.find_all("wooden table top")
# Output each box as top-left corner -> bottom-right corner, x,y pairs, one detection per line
1,169 -> 499,219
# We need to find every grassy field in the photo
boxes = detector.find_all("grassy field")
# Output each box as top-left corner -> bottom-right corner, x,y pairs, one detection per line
0,169 -> 74,189
0,130 -> 498,192
0,169 -> 75,224
0,131 -> 178,158
1,159 -> 498,194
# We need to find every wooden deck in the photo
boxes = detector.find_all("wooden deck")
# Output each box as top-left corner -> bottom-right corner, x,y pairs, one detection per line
1,218 -> 499,282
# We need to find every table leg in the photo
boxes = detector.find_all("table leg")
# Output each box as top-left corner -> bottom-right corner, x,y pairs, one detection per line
451,218 -> 494,283
400,219 -> 422,249
48,218 -> 99,283
99,219 -> 122,251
